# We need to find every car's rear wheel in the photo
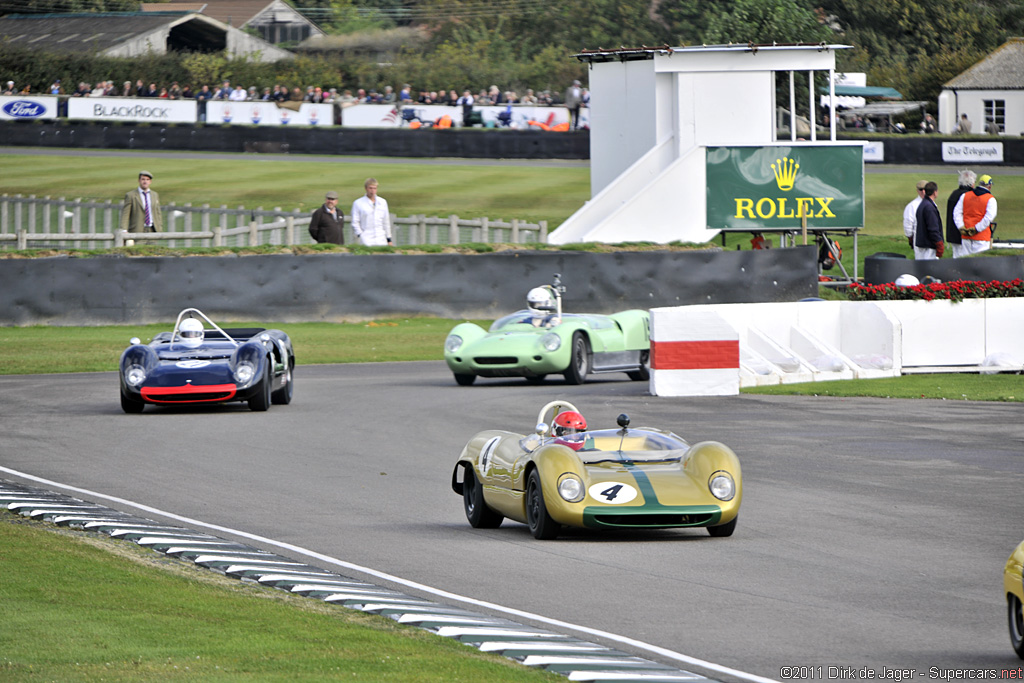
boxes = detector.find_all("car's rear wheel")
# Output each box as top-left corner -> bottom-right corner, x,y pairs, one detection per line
563,332 -> 590,385
248,363 -> 271,412
463,468 -> 503,529
120,391 -> 145,414
708,516 -> 737,537
627,350 -> 650,381
454,373 -> 476,386
526,469 -> 560,540
271,361 -> 293,405
1010,593 -> 1024,658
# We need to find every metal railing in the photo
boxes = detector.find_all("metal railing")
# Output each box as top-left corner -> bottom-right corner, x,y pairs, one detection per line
0,194 -> 548,250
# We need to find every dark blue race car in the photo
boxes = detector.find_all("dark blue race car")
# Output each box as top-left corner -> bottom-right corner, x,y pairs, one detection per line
118,308 -> 294,413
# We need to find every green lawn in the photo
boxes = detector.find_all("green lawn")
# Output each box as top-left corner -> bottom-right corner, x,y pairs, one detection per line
0,515 -> 558,682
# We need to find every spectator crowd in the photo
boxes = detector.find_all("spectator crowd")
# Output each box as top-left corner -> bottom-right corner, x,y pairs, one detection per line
2,77 -> 588,110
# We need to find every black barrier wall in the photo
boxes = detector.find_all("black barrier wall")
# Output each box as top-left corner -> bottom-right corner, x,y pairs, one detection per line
864,252 -> 1024,285
0,248 -> 817,326
0,121 -> 589,160
4,121 -> 1024,163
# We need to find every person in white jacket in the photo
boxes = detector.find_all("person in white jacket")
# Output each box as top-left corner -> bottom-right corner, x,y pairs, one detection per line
902,180 -> 927,247
351,178 -> 393,246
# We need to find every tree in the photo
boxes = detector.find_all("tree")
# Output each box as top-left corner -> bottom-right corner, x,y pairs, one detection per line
705,0 -> 834,45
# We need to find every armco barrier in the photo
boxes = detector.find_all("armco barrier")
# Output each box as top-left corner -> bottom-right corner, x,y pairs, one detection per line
0,247 -> 817,326
0,120 -> 589,159
649,298 -> 1024,396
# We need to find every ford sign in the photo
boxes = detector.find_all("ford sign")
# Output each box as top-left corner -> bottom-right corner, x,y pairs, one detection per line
2,100 -> 45,118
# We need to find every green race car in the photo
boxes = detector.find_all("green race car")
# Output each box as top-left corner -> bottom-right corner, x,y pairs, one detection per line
443,275 -> 650,386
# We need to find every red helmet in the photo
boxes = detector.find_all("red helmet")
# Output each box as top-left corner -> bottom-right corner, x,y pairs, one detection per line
554,410 -> 586,436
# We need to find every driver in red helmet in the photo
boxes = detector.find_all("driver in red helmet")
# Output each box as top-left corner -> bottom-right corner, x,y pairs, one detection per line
553,410 -> 587,450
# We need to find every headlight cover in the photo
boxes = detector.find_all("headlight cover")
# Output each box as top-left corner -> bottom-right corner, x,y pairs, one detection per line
709,471 -> 736,501
557,473 -> 585,502
125,365 -> 146,387
541,332 -> 561,352
445,334 -> 463,353
234,360 -> 256,385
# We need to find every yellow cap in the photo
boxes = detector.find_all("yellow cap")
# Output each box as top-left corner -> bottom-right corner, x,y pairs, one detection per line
978,174 -> 993,186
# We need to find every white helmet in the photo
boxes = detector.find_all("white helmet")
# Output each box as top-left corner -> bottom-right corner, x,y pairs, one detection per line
894,274 -> 920,288
179,318 -> 204,348
526,286 -> 556,313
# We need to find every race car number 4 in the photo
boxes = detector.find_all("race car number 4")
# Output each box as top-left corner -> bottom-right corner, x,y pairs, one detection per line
588,482 -> 637,504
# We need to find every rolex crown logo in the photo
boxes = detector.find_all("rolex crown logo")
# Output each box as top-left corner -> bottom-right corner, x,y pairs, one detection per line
771,157 -> 799,192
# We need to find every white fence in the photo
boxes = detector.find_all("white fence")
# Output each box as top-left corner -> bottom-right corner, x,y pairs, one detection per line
0,194 -> 548,250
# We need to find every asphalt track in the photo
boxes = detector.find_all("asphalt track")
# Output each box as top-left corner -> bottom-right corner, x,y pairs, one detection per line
2,362 -> 1023,681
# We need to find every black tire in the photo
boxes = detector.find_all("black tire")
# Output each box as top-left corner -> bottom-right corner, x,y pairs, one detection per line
708,516 -> 737,537
463,468 -> 503,529
454,373 -> 476,386
526,469 -> 560,540
271,361 -> 293,405
120,391 -> 145,414
1010,593 -> 1024,659
562,332 -> 590,385
248,363 -> 271,412
627,350 -> 651,381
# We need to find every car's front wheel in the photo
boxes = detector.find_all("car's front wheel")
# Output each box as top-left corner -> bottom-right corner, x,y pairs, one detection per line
271,361 -> 293,405
526,469 -> 560,540
454,373 -> 476,386
120,391 -> 145,414
463,468 -> 503,529
1010,593 -> 1024,659
563,332 -> 590,385
248,363 -> 271,412
708,516 -> 737,537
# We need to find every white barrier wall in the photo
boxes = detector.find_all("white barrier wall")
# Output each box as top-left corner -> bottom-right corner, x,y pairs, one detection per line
650,299 -> 1024,396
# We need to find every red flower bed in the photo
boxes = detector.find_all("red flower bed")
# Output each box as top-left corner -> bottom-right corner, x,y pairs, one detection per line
848,279 -> 1024,302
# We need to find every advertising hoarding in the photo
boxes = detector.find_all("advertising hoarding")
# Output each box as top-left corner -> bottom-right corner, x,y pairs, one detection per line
706,145 -> 864,231
0,96 -> 59,120
205,101 -> 335,127
67,97 -> 198,123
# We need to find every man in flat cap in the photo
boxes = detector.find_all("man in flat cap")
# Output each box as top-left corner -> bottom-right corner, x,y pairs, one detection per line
120,171 -> 161,245
309,190 -> 344,244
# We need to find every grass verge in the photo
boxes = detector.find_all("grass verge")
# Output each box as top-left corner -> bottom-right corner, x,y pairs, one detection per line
0,512 -> 557,682
2,317 -> 1022,401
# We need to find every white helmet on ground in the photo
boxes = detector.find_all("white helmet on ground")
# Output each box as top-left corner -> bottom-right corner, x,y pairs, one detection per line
894,274 -> 920,288
526,286 -> 556,313
179,318 -> 204,347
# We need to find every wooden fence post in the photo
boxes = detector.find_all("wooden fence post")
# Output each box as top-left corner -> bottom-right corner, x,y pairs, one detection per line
539,220 -> 548,243
449,214 -> 459,244
511,218 -> 520,243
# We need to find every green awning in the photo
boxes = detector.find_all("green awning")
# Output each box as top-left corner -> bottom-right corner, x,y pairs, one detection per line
821,85 -> 903,99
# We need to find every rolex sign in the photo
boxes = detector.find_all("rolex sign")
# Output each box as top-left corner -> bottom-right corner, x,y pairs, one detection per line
706,145 -> 864,231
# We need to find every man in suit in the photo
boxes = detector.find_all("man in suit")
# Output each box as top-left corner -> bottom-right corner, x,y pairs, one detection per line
308,190 -> 344,244
120,171 -> 161,246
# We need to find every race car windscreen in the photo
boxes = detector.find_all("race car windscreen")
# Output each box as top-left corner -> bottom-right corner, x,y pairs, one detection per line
566,429 -> 689,461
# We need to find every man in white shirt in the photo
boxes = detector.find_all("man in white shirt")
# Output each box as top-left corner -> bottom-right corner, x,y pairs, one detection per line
902,180 -> 927,248
351,178 -> 393,246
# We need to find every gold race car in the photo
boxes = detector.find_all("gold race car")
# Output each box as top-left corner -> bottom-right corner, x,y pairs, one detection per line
451,400 -> 742,540
1007,540 -> 1024,659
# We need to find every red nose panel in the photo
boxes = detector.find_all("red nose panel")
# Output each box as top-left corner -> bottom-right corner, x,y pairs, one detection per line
142,383 -> 237,403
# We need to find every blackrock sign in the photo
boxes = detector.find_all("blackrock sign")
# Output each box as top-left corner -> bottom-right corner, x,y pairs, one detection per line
706,145 -> 864,231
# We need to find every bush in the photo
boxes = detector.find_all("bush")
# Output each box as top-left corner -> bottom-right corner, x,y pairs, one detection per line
848,279 -> 1024,302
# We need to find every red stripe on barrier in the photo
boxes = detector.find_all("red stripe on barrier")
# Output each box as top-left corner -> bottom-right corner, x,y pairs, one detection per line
651,340 -> 739,370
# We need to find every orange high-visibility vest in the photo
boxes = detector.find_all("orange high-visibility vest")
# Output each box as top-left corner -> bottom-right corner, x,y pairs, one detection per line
962,191 -> 995,241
